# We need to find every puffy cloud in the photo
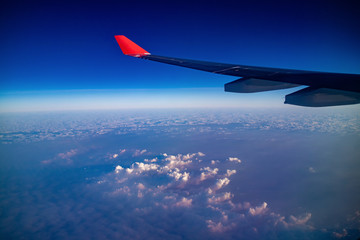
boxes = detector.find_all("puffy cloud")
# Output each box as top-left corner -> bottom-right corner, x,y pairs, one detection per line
103,151 -> 315,238
182,172 -> 190,182
42,149 -> 78,165
175,197 -> 192,207
126,162 -> 159,175
208,192 -> 233,204
168,169 -> 190,182
115,165 -> 123,173
308,167 -> 316,173
111,149 -> 126,159
137,183 -> 146,190
133,149 -> 147,157
249,202 -> 268,216
206,220 -> 235,233
162,153 -> 196,171
144,158 -> 158,163
198,152 -> 205,157
228,157 -> 241,163
58,149 -> 78,159
126,168 -> 134,174
208,178 -> 230,194
225,169 -> 236,177
200,167 -> 219,181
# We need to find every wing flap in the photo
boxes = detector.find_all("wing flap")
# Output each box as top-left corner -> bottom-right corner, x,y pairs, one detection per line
285,87 -> 360,107
225,78 -> 300,93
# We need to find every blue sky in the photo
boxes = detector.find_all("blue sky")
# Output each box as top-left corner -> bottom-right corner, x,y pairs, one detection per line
1,0 -> 360,111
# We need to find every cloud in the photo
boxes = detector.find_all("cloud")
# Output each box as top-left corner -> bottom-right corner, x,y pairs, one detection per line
115,165 -> 124,173
42,149 -> 78,165
168,169 -> 190,182
98,151 -> 315,238
137,183 -> 146,190
175,197 -> 192,207
208,178 -> 230,194
228,157 -> 241,163
249,202 -> 268,216
200,167 -> 219,181
225,169 -> 236,177
144,157 -> 158,163
206,220 -> 235,233
132,149 -> 148,157
289,213 -> 312,225
208,192 -> 233,204
163,154 -> 193,170
333,229 -> 348,238
58,149 -> 78,159
308,167 -> 316,173
125,162 -> 159,175
111,149 -> 126,159
198,152 -> 205,157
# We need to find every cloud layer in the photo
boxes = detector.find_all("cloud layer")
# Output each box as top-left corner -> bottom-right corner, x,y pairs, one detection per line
94,150 -> 315,237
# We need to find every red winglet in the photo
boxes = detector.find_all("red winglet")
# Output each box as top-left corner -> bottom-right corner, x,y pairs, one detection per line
114,35 -> 150,57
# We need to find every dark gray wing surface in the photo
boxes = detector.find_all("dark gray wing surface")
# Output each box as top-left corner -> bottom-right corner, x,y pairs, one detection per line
143,55 -> 360,107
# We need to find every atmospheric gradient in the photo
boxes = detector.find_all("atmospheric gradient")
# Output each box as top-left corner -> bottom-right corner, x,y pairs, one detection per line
1,109 -> 360,239
1,0 -> 360,239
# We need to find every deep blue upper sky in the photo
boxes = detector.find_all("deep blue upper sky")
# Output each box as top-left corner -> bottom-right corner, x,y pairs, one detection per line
2,0 -> 360,90
1,0 -> 360,111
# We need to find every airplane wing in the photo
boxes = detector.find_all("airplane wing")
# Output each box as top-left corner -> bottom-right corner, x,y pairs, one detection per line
115,35 -> 360,107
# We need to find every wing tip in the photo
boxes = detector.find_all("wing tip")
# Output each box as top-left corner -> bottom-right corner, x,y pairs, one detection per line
114,35 -> 150,57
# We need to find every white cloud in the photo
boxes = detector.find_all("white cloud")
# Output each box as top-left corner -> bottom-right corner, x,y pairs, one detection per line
163,154 -> 193,170
144,158 -> 158,163
249,202 -> 268,216
126,168 -> 134,174
112,154 -> 119,159
216,178 -> 230,190
58,149 -> 78,159
225,169 -> 236,177
137,183 -> 146,190
198,152 -> 205,157
206,220 -> 235,232
228,157 -> 241,163
208,192 -> 233,204
43,149 -> 79,165
133,149 -> 148,157
200,167 -> 219,181
101,151 -> 316,237
168,169 -> 190,182
115,165 -> 124,173
175,197 -> 192,207
308,167 -> 316,173
208,178 -> 230,194
182,172 -> 190,182
130,162 -> 159,174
